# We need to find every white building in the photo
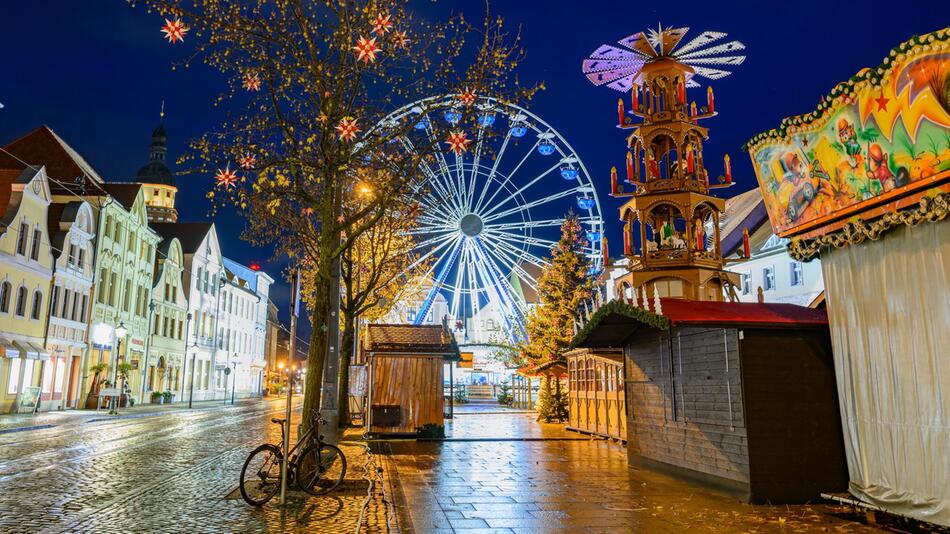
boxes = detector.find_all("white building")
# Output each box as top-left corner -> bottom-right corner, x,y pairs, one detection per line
150,222 -> 224,402
219,257 -> 272,399
44,200 -> 96,410
720,189 -> 824,306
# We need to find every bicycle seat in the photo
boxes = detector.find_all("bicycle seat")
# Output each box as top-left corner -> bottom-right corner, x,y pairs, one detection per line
271,417 -> 286,425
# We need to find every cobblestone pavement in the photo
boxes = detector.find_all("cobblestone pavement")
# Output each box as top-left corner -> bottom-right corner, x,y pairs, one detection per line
0,399 -> 393,533
381,412 -> 884,533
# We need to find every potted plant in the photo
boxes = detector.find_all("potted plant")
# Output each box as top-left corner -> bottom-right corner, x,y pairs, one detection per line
116,362 -> 134,408
84,363 -> 109,409
162,390 -> 173,404
151,391 -> 163,404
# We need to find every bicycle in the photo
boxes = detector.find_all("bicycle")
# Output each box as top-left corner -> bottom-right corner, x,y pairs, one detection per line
239,411 -> 347,506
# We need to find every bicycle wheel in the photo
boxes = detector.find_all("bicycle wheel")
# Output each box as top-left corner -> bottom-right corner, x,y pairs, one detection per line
240,444 -> 283,506
295,443 -> 347,496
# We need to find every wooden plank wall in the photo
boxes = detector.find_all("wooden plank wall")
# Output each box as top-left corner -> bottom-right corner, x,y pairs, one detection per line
625,327 -> 751,487
370,354 -> 444,434
567,353 -> 626,440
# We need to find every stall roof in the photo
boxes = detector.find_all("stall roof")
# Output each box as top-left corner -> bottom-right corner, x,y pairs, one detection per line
573,298 -> 828,348
363,324 -> 460,360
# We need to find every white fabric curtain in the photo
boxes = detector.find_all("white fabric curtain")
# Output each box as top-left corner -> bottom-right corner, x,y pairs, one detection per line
822,221 -> 950,526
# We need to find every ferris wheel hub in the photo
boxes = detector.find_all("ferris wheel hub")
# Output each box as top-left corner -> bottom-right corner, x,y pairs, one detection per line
459,213 -> 484,237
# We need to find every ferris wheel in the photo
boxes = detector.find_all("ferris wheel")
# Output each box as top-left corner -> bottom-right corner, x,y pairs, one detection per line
381,95 -> 605,344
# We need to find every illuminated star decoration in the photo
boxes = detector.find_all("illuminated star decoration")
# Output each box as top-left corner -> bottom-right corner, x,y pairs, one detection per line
446,130 -> 472,154
458,87 -> 477,107
301,207 -> 314,216
336,117 -> 361,142
214,165 -> 240,189
393,30 -> 410,49
160,18 -> 189,44
242,73 -> 262,92
372,13 -> 393,35
874,93 -> 889,112
353,36 -> 382,64
237,154 -> 257,169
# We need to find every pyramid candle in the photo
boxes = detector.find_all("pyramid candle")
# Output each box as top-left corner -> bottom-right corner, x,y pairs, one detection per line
707,86 -> 715,113
617,98 -> 625,125
626,151 -> 634,181
724,153 -> 732,183
631,85 -> 639,111
611,166 -> 619,195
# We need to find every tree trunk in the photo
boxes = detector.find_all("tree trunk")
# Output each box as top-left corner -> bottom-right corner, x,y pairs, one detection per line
337,312 -> 355,428
301,250 -> 333,434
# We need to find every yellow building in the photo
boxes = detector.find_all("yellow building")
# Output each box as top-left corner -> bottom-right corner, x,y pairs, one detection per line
134,123 -> 178,223
0,166 -> 54,413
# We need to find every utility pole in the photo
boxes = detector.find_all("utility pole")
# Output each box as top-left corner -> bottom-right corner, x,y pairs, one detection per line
279,266 -> 299,506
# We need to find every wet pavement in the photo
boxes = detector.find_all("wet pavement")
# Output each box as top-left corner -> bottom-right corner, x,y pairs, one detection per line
0,398 -> 887,533
0,398 -> 389,533
384,410 -> 884,533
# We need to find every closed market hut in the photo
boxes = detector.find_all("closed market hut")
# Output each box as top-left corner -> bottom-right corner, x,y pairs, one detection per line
363,324 -> 459,437
564,348 -> 626,441
573,298 -> 849,504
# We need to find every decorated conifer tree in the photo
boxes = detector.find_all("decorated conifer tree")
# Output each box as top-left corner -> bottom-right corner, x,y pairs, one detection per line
521,213 -> 593,422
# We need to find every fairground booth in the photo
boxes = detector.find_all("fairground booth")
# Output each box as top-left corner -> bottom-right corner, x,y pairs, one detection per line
573,298 -> 848,503
745,28 -> 950,525
360,324 -> 460,438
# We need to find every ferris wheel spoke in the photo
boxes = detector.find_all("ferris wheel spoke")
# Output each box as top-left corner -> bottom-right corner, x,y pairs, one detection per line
482,188 -> 579,223
466,129 -> 487,210
483,229 -> 559,255
483,218 -> 572,232
411,230 -> 459,252
448,240 -> 469,322
471,240 -> 526,335
423,123 -> 466,213
465,242 -> 480,339
485,235 -> 549,269
480,160 -> 562,219
413,237 -> 464,325
454,153 -> 468,211
481,241 -> 539,293
476,136 -> 542,213
473,129 -> 514,214
401,135 -> 463,215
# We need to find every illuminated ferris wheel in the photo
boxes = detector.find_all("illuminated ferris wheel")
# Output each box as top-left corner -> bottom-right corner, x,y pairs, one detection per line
380,95 -> 605,343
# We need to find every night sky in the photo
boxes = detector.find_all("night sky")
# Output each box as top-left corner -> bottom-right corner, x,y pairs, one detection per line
2,0 -> 945,335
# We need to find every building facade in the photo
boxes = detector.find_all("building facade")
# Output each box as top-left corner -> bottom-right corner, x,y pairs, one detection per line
43,200 -> 96,410
143,236 -> 187,403
0,167 -> 53,413
218,258 -> 272,399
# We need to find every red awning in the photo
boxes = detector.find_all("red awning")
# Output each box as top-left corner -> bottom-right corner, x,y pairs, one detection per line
658,298 -> 828,327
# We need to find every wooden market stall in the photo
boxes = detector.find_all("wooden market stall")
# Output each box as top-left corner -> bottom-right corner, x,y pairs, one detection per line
565,348 -> 625,441
574,298 -> 849,504
362,324 -> 459,437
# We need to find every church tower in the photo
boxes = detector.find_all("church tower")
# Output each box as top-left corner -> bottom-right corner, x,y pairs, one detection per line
584,25 -> 747,301
134,105 -> 178,222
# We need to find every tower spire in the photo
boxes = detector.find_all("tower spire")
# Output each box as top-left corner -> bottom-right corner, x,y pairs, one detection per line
160,100 -> 165,122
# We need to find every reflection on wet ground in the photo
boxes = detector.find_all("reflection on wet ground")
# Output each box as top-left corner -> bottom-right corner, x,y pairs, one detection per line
383,410 -> 883,533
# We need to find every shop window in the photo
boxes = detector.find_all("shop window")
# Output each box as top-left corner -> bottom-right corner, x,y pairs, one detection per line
790,261 -> 804,286
739,272 -> 751,295
54,360 -> 65,393
6,358 -> 21,394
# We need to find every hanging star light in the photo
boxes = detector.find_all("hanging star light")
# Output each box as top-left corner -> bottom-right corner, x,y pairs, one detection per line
242,73 -> 262,92
336,117 -> 361,142
238,154 -> 257,169
160,18 -> 189,44
393,30 -> 410,49
582,24 -> 746,92
214,165 -> 240,189
372,13 -> 393,35
353,36 -> 382,64
445,130 -> 472,154
457,87 -> 477,107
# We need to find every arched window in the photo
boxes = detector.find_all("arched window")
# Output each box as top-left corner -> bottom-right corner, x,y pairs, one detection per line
0,282 -> 11,313
31,291 -> 42,320
15,286 -> 28,317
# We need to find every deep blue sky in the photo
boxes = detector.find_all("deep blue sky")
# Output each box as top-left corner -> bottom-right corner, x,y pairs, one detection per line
2,1 -> 945,334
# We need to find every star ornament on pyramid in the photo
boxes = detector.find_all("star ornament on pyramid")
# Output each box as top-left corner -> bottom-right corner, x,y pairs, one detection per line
242,73 -> 262,92
582,24 -> 746,92
372,13 -> 393,35
214,165 -> 240,189
445,130 -> 472,154
353,36 -> 382,64
160,17 -> 189,44
336,117 -> 361,142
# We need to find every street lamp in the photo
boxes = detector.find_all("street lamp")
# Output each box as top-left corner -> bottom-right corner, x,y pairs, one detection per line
110,322 -> 128,415
230,354 -> 238,405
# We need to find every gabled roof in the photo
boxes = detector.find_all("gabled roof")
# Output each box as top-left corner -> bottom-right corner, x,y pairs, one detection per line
223,257 -> 260,293
102,183 -> 143,210
0,167 -> 43,226
363,324 -> 459,358
573,298 -> 828,348
0,169 -> 24,220
150,222 -> 214,254
720,188 -> 771,257
0,126 -> 105,194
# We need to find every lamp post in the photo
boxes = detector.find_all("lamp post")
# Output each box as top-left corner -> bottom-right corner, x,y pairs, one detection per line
212,273 -> 226,401
277,361 -> 284,398
140,301 -> 156,402
230,355 -> 238,405
110,322 -> 128,415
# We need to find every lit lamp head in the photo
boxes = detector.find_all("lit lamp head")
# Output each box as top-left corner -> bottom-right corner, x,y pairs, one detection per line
92,323 -> 114,346
278,361 -> 285,371
115,322 -> 128,339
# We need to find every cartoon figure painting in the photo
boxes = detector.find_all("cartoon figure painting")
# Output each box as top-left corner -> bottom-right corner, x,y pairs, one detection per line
746,36 -> 950,236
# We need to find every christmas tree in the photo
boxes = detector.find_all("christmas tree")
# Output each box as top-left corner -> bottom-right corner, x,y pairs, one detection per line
521,213 -> 593,422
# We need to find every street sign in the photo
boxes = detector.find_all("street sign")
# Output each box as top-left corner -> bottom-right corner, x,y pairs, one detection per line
224,367 -> 232,376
